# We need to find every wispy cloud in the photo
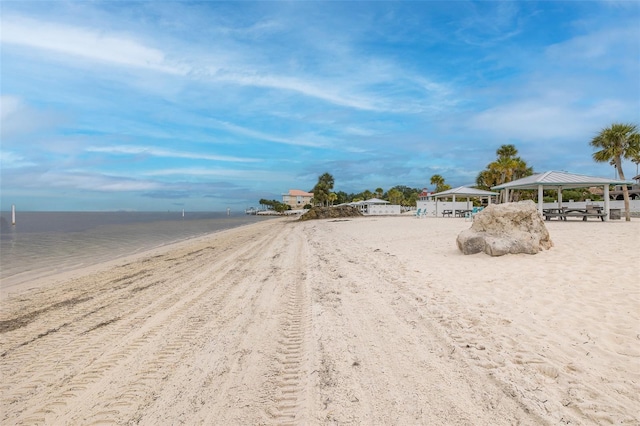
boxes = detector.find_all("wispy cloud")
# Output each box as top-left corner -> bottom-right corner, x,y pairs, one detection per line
1,13 -> 452,115
545,25 -> 640,72
86,145 -> 261,163
0,150 -> 36,169
1,15 -> 188,74
0,95 -> 64,140
211,71 -> 387,112
468,98 -> 628,140
454,1 -> 524,47
144,167 -> 290,182
38,170 -> 160,192
208,119 -> 329,148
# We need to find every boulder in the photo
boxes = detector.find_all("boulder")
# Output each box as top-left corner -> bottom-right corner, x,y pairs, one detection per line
299,205 -> 363,221
456,200 -> 553,256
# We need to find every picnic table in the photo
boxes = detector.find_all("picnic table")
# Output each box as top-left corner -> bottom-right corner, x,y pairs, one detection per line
456,209 -> 471,218
543,206 -> 606,221
442,209 -> 452,217
543,208 -> 565,221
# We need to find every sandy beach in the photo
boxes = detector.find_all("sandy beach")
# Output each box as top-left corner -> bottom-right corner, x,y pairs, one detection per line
1,215 -> 638,425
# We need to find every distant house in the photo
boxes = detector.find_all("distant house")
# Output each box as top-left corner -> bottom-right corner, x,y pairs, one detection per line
610,174 -> 640,200
282,189 -> 314,209
418,188 -> 433,201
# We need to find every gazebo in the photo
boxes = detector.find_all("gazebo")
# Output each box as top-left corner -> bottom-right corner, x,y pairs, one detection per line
430,186 -> 499,217
343,197 -> 400,215
491,170 -> 633,221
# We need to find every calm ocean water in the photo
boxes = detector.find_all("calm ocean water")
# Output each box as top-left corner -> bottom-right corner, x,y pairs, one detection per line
0,211 -> 274,287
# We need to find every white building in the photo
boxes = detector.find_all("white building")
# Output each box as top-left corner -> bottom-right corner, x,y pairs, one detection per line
348,198 -> 401,215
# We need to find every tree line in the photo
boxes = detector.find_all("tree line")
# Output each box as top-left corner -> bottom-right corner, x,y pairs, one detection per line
311,174 -> 424,208
308,143 -> 537,207
296,122 -> 640,219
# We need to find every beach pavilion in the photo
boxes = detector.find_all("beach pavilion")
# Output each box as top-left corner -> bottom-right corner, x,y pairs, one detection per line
345,198 -> 402,215
491,170 -> 633,221
431,186 -> 499,217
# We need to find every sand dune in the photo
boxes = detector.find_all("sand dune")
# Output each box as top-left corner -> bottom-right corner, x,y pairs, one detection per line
1,216 -> 638,425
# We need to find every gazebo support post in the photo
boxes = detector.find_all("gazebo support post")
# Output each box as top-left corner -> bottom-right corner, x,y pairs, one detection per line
452,195 -> 456,217
537,184 -> 544,215
557,186 -> 563,210
604,185 -> 610,221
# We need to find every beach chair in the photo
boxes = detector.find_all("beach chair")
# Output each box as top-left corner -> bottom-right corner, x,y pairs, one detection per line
471,206 -> 483,220
465,207 -> 483,221
464,209 -> 473,221
415,208 -> 422,218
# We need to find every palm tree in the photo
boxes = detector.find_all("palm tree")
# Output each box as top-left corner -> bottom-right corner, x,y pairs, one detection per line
475,168 -> 500,190
318,172 -> 335,189
430,174 -> 450,193
590,123 -> 640,221
430,174 -> 444,188
477,145 -> 533,202
375,187 -> 384,199
632,149 -> 640,176
312,172 -> 335,207
496,144 -> 518,159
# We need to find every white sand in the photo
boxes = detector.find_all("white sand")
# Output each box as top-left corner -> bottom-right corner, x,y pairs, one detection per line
1,216 -> 638,425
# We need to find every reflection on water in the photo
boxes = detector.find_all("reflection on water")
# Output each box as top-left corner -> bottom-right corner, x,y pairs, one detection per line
0,212 -> 273,286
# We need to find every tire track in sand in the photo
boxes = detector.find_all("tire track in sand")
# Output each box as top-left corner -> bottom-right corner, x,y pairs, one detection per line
265,225 -> 312,426
271,272 -> 310,425
0,220 -> 288,425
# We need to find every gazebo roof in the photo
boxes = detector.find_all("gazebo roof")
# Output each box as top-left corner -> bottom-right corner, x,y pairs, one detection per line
362,197 -> 390,204
340,197 -> 390,206
431,186 -> 499,198
492,171 -> 632,190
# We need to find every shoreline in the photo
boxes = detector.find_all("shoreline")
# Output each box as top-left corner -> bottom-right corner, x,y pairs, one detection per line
1,216 -> 638,424
0,217 -> 285,298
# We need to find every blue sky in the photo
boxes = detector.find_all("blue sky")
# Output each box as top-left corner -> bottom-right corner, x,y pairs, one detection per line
1,1 -> 639,211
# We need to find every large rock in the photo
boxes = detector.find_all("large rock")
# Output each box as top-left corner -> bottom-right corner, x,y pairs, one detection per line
299,205 -> 363,221
456,200 -> 553,256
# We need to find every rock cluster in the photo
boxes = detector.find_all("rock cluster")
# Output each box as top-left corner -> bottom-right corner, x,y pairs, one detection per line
299,205 -> 363,221
456,200 -> 553,256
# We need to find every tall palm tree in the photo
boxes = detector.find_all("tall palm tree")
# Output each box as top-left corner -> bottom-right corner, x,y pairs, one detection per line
590,123 -> 640,221
496,144 -> 518,159
430,174 -> 450,193
631,148 -> 640,176
480,145 -> 533,202
312,172 -> 335,207
475,168 -> 500,190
